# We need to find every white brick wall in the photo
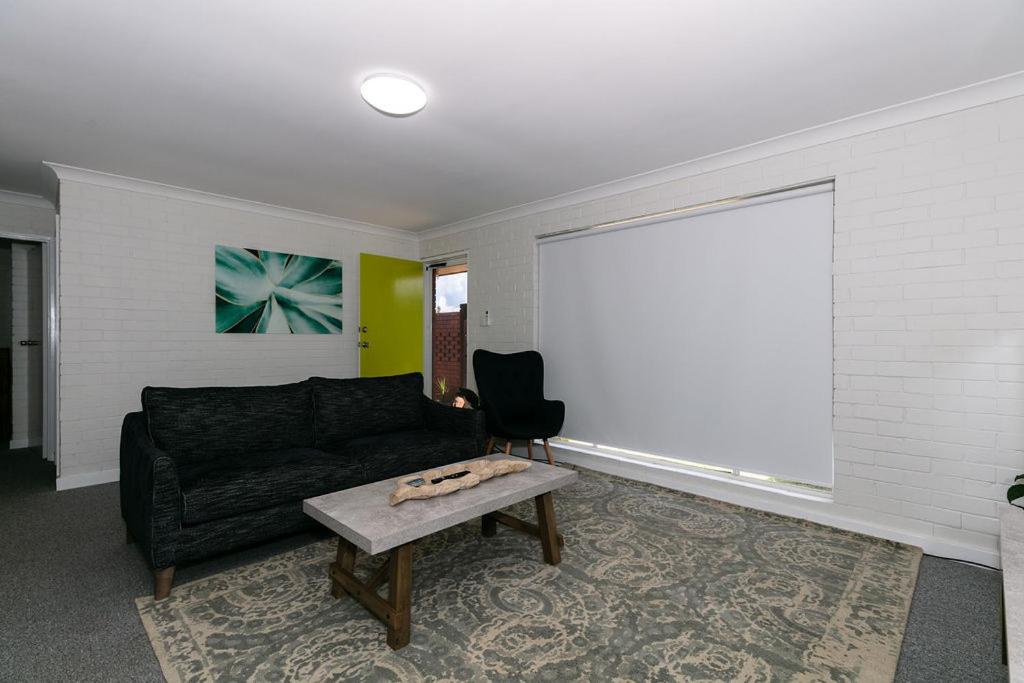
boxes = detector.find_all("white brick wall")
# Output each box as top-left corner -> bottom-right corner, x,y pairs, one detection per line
56,179 -> 417,480
0,195 -> 55,238
421,95 -> 1024,566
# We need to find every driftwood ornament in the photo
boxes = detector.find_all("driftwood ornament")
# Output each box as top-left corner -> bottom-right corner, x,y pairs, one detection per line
389,458 -> 531,506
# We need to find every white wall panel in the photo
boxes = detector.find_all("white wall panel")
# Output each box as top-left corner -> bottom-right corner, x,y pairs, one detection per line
56,179 -> 417,481
422,94 -> 1024,566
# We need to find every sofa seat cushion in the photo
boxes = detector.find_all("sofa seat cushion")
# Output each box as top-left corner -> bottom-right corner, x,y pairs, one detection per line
178,448 -> 364,526
345,429 -> 478,483
310,373 -> 425,449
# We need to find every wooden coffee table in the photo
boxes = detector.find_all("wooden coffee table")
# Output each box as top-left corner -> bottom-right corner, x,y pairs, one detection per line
303,455 -> 577,650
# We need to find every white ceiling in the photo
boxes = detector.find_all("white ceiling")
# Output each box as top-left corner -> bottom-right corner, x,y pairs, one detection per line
2,1 -> 1024,232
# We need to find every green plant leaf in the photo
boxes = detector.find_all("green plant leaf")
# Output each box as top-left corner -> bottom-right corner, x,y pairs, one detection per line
274,289 -> 344,325
291,263 -> 342,295
216,297 -> 265,333
1009,482 -> 1024,505
260,250 -> 291,284
255,294 -> 292,333
273,288 -> 343,307
216,246 -> 272,305
278,256 -> 335,289
222,301 -> 266,333
275,291 -> 343,333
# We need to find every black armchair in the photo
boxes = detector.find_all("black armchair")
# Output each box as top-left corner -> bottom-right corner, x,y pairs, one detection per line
472,349 -> 565,465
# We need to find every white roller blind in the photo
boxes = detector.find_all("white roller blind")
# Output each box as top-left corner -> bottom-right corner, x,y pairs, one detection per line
538,186 -> 834,486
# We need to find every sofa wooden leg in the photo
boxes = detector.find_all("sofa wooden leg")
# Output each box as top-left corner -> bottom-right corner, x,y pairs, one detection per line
526,440 -> 534,460
126,528 -> 135,545
154,566 -> 175,600
485,437 -> 495,455
543,439 -> 555,466
504,440 -> 513,455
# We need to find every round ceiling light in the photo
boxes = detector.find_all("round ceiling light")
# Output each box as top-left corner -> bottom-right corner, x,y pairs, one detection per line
360,74 -> 427,116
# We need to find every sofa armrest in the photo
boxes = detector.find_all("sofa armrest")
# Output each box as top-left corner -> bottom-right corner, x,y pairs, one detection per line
120,412 -> 182,569
421,396 -> 487,455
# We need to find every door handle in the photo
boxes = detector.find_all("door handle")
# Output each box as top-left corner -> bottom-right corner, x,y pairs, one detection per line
19,340 -> 40,346
358,341 -> 369,349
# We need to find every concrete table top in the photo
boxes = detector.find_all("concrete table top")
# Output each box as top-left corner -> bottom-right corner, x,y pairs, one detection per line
303,455 -> 578,555
1002,505 -> 1024,681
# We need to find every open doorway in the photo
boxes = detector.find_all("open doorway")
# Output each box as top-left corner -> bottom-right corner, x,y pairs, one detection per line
430,264 -> 467,403
0,237 -> 52,489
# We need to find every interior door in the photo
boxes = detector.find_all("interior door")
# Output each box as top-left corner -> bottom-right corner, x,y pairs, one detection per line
10,242 -> 43,451
359,253 -> 423,378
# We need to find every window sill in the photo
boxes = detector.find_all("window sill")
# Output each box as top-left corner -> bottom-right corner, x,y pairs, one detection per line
545,440 -> 833,504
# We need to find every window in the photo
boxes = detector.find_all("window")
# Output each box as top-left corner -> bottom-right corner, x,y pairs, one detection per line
538,185 -> 834,487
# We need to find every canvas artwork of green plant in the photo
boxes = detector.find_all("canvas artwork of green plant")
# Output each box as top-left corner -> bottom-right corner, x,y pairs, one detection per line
215,246 -> 343,334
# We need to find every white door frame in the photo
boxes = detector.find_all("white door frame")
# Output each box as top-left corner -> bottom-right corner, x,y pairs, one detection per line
421,266 -> 433,395
0,228 -> 59,476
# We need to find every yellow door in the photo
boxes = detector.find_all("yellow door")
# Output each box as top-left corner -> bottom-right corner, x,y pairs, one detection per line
359,253 -> 424,377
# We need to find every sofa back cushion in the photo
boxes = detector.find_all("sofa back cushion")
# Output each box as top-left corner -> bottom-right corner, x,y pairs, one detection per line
310,373 -> 425,450
142,382 -> 314,464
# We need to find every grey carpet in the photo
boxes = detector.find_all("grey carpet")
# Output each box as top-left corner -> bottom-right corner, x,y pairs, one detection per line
895,554 -> 1007,682
0,448 -> 327,682
0,448 -> 1008,681
137,470 -> 919,681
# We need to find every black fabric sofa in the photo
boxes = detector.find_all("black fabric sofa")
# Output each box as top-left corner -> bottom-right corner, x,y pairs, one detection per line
120,372 -> 485,599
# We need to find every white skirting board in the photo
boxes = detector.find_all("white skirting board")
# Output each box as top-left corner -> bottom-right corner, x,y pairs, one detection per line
55,468 -> 119,491
544,443 -> 1001,570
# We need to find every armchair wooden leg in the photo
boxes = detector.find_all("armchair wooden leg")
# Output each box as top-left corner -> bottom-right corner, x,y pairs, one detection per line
154,566 -> 175,600
485,437 -> 496,455
126,528 -> 135,545
504,441 -> 513,455
526,439 -> 534,460
542,439 -> 555,466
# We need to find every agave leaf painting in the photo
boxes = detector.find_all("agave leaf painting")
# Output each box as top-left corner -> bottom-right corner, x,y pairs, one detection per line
215,246 -> 343,334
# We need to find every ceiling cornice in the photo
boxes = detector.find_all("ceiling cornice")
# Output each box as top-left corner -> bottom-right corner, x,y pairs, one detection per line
0,188 -> 54,210
43,163 -> 418,243
419,69 -> 1024,242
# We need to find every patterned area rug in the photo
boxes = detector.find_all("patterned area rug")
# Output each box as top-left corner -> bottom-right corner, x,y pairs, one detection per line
137,469 -> 920,682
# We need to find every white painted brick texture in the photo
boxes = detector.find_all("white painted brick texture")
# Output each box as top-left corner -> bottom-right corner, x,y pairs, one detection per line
421,95 -> 1024,563
0,199 -> 55,238
57,181 -> 417,478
